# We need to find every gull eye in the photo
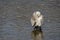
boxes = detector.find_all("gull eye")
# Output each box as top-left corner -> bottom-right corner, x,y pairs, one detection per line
38,14 -> 40,17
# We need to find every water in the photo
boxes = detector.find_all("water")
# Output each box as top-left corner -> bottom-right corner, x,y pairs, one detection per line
0,0 -> 60,40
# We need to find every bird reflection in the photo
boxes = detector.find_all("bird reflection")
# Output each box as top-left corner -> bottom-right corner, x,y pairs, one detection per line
31,27 -> 43,40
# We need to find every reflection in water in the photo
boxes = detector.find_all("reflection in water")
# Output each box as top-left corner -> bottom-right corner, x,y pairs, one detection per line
31,27 -> 43,40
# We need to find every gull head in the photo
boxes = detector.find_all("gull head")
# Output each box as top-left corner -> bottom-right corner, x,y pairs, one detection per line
33,11 -> 41,18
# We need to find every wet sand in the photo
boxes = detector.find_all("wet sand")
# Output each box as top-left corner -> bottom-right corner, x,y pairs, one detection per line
0,0 -> 60,40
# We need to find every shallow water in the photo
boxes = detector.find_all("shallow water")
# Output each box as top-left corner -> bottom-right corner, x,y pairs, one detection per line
0,0 -> 60,40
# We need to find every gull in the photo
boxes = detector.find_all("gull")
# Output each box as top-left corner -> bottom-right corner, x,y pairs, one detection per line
31,11 -> 44,30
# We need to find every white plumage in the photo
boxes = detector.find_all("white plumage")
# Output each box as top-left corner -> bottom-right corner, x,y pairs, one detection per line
31,11 -> 44,27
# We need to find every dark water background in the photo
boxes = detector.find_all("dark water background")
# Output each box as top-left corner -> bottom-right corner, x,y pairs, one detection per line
0,0 -> 60,40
